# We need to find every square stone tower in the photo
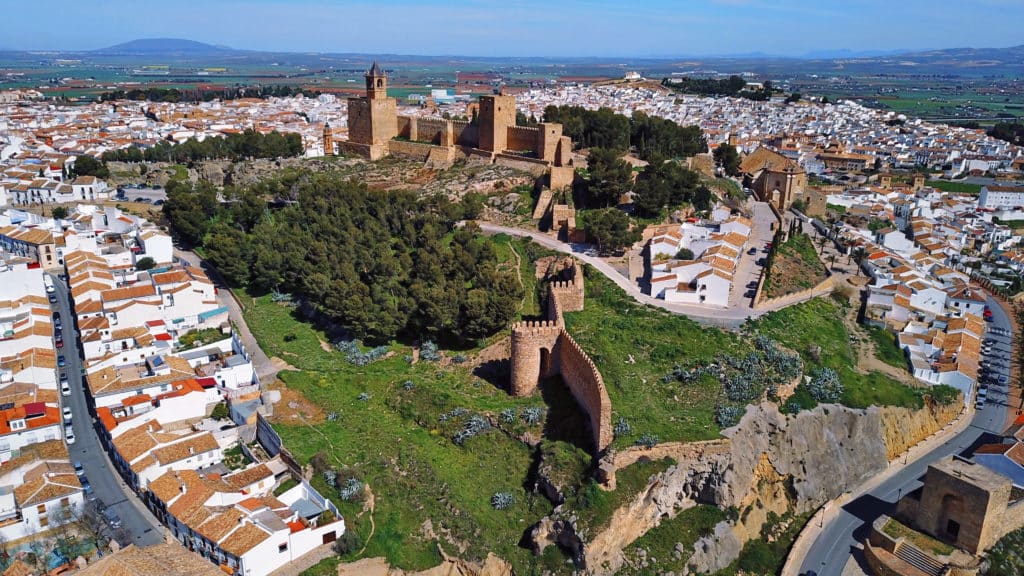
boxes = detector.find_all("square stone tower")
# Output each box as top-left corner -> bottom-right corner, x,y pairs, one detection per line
478,94 -> 516,153
346,62 -> 397,155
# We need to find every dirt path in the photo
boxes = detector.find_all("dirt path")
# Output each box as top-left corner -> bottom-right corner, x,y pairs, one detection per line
839,304 -> 916,386
509,240 -> 526,313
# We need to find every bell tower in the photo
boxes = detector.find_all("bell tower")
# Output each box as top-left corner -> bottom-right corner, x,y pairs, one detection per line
366,62 -> 387,100
322,122 -> 334,156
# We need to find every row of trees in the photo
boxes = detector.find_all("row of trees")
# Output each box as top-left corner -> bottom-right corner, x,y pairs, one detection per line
541,106 -> 705,160
98,85 -> 321,103
164,171 -> 519,346
101,129 -> 303,164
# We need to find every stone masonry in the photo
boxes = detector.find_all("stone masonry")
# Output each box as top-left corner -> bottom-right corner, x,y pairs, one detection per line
510,261 -> 613,452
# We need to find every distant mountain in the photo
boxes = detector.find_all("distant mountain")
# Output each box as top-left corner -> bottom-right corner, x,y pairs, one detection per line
842,44 -> 1024,66
802,48 -> 911,59
94,38 -> 234,55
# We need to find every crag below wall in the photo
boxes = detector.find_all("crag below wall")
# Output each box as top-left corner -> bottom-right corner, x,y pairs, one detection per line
532,397 -> 961,575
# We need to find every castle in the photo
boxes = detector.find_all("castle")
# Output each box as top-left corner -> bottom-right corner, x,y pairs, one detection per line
509,259 -> 612,452
336,63 -> 575,189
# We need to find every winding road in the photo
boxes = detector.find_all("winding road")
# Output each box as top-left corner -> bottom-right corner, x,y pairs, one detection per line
797,295 -> 1016,575
477,221 -> 827,328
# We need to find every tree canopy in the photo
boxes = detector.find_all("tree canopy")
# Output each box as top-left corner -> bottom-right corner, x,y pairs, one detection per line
102,129 -> 303,164
632,158 -> 708,218
578,147 -> 633,209
71,155 -> 109,179
713,144 -> 742,177
585,208 -> 640,254
163,170 -> 521,346
542,106 -> 704,161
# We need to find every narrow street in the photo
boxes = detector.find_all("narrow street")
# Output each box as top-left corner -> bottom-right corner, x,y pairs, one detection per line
50,274 -> 165,547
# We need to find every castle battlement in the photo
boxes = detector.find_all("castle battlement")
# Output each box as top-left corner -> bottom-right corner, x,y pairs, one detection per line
509,258 -> 611,452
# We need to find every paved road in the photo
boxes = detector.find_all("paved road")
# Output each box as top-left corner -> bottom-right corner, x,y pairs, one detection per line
116,186 -> 166,204
478,220 -> 829,328
798,295 -> 1014,575
727,201 -> 776,308
173,248 -> 277,382
50,274 -> 164,547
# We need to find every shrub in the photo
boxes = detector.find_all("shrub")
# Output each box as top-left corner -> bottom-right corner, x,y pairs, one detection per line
420,340 -> 441,362
453,415 -> 491,446
452,354 -> 467,364
491,492 -> 515,510
333,530 -> 363,556
326,412 -> 338,422
402,380 -> 415,391
521,407 -> 544,426
322,470 -> 338,488
357,392 -> 370,402
335,339 -> 389,366
210,402 -> 229,420
499,408 -> 516,424
283,333 -> 297,342
613,417 -> 632,437
806,367 -> 843,403
135,256 -> 156,271
338,477 -> 364,501
715,404 -> 745,428
635,433 -> 659,448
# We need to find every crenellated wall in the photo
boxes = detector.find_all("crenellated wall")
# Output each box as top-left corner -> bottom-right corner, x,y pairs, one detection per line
510,262 -> 611,451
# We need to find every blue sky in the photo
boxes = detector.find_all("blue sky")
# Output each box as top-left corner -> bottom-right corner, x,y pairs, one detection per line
8,0 -> 1023,57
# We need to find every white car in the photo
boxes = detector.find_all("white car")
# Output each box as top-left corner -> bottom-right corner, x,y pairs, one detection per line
64,425 -> 75,445
61,381 -> 71,397
62,407 -> 72,424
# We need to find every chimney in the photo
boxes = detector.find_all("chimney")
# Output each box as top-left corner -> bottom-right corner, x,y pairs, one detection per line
189,446 -> 194,455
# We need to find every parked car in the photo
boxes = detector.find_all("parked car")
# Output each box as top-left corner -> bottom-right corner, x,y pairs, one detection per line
80,476 -> 96,500
58,355 -> 65,367
61,381 -> 70,396
54,316 -> 62,329
63,407 -> 72,424
747,247 -> 757,255
102,508 -> 122,529
64,425 -> 75,445
73,461 -> 84,476
48,294 -> 57,304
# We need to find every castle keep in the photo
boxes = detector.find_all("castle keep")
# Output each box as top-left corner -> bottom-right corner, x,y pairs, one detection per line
509,260 -> 613,452
340,63 -> 575,189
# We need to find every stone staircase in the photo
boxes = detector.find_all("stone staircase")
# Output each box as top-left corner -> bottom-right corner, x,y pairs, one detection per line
894,541 -> 945,576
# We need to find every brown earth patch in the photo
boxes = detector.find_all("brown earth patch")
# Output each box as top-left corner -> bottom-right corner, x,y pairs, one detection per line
266,378 -> 325,425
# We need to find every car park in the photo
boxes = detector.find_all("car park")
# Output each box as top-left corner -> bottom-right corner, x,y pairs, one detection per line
63,407 -> 72,424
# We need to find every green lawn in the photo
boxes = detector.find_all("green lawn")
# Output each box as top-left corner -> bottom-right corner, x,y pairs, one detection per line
564,269 -> 750,450
867,326 -> 908,369
752,297 -> 925,409
926,180 -> 982,194
883,518 -> 954,556
245,290 -> 556,572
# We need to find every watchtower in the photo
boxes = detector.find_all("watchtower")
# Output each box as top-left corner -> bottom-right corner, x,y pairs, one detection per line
366,61 -> 387,99
478,94 -> 516,153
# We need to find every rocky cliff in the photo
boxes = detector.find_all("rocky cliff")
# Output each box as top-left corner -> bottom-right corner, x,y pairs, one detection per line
535,398 -> 960,575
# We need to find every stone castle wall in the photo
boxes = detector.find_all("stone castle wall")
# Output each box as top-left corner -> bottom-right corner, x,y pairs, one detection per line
451,120 -> 478,147
507,125 -> 541,153
510,263 -> 611,452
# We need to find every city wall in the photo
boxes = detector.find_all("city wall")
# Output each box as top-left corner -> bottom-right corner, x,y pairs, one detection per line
509,263 -> 612,452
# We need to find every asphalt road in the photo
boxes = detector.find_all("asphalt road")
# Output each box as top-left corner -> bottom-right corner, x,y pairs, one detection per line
50,274 -> 164,547
798,295 -> 1015,575
116,186 -> 166,204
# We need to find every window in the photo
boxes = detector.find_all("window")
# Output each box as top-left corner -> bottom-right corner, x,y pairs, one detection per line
39,516 -> 48,528
36,504 -> 45,514
278,543 -> 288,553
947,519 -> 961,540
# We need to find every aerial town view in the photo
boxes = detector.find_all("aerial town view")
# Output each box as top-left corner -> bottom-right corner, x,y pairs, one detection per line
1,1 -> 1024,575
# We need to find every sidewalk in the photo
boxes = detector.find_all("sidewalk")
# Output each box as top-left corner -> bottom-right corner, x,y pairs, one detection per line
780,404 -> 974,576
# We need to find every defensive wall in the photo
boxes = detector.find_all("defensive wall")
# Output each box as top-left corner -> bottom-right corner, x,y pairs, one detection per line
510,262 -> 613,452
